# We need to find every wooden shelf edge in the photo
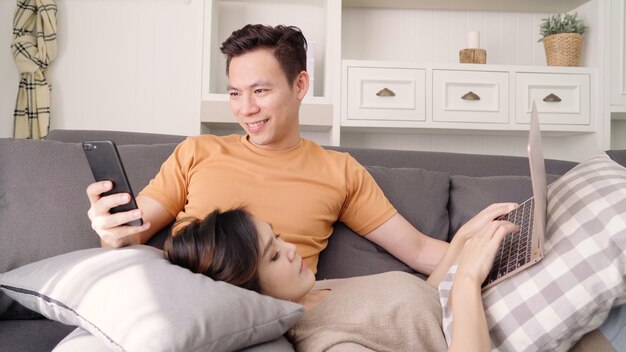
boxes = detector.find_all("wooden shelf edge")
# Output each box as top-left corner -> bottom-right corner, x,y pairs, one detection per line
201,121 -> 332,132
343,0 -> 590,13
611,112 -> 626,120
339,124 -> 595,137
201,100 -> 334,132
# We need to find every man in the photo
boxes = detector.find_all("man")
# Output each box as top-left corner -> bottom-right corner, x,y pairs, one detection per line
86,24 -> 513,282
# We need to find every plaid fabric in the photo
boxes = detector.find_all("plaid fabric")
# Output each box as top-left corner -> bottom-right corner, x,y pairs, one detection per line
11,0 -> 57,139
439,153 -> 626,351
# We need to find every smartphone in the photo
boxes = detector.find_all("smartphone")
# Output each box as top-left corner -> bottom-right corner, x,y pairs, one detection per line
82,140 -> 143,226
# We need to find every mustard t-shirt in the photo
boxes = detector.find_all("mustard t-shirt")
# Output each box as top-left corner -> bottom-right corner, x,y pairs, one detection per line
140,134 -> 397,272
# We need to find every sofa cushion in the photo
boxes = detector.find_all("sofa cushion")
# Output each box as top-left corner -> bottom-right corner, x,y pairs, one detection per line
317,166 -> 450,280
0,245 -> 303,352
606,149 -> 626,168
0,319 -> 75,352
0,139 -> 95,319
448,173 -> 561,241
53,327 -> 295,352
439,153 -> 626,351
0,138 -> 177,319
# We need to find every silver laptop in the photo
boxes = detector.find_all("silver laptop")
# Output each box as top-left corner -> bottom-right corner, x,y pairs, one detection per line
481,101 -> 547,291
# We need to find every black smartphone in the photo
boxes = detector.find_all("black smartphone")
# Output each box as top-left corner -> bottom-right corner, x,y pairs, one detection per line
82,140 -> 143,226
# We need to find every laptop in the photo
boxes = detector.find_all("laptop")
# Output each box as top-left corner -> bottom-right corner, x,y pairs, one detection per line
481,101 -> 547,291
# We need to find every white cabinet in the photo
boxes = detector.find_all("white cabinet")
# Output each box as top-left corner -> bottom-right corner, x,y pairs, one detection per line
432,70 -> 509,124
609,0 -> 626,149
611,0 -> 626,108
342,61 -> 595,136
515,73 -> 590,125
345,66 -> 426,124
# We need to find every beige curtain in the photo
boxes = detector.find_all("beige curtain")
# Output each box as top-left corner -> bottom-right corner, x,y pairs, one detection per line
11,0 -> 57,139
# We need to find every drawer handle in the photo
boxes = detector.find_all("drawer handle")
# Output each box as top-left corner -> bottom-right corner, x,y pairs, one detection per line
461,91 -> 480,101
543,93 -> 562,102
376,88 -> 396,97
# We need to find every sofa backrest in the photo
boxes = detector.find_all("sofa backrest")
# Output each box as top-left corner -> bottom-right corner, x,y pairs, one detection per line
45,129 -> 187,145
0,137 -> 179,318
40,130 -> 581,280
3,130 -> 624,318
327,145 -> 578,177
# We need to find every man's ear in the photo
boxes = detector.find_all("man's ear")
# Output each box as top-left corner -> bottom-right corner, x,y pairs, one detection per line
294,71 -> 310,99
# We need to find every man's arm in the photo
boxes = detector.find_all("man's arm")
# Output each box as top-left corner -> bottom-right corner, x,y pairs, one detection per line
364,203 -> 517,278
87,181 -> 175,248
364,213 -> 448,275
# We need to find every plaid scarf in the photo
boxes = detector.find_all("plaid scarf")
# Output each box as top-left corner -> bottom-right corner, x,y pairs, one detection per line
11,0 -> 57,139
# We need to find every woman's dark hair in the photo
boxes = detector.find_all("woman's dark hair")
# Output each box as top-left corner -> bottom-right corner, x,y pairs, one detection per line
164,208 -> 262,292
220,24 -> 308,86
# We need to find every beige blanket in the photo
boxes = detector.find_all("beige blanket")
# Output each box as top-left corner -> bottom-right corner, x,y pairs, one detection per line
288,271 -> 447,352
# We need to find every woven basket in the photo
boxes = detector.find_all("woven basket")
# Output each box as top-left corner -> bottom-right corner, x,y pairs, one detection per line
543,33 -> 583,66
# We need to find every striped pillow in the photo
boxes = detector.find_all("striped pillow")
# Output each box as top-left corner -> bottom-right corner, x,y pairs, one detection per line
439,153 -> 626,351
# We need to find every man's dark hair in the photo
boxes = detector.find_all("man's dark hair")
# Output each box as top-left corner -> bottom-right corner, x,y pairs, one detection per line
220,24 -> 308,86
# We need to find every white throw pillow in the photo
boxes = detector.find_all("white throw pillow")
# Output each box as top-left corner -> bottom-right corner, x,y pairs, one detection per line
0,245 -> 303,352
53,328 -> 112,352
439,153 -> 626,351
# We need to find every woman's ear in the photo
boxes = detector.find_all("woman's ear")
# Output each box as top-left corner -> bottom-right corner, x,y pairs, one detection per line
294,71 -> 310,99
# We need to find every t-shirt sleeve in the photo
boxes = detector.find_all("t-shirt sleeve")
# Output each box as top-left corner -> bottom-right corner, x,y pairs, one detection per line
339,155 -> 397,235
138,137 -> 194,218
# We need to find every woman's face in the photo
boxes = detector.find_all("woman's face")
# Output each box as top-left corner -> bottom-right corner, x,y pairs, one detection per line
254,218 -> 315,302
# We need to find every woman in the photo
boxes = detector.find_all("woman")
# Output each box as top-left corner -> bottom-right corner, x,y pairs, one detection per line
164,206 -> 518,351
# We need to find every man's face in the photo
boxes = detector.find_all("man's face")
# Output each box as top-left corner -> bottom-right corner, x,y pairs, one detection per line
227,49 -> 308,150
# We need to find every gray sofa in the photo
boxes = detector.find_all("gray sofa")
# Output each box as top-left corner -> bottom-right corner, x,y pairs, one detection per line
0,129 -> 623,352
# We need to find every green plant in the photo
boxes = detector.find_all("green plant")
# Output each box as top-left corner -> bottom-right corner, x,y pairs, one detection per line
538,12 -> 588,42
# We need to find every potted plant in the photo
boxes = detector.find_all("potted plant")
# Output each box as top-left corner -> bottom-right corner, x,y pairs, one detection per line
538,12 -> 588,66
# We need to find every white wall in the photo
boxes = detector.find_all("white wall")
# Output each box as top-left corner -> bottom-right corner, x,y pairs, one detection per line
342,8 -> 550,65
1,0 -> 608,149
1,0 -> 204,138
210,1 -> 327,97
342,4 -> 601,67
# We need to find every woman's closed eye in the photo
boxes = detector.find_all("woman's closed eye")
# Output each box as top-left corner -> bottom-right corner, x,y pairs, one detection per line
271,250 -> 280,262
270,234 -> 281,261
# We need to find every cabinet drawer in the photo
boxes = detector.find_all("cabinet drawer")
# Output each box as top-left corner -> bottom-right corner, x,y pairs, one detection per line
515,73 -> 590,125
346,67 -> 426,122
433,70 -> 509,123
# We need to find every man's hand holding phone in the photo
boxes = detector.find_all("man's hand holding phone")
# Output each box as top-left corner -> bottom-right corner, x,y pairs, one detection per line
86,180 -> 150,248
83,140 -> 150,248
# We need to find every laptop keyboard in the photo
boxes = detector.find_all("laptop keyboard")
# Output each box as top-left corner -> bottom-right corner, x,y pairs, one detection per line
482,197 -> 534,288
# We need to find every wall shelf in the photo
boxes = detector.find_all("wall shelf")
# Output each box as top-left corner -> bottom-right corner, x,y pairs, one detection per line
339,125 -> 594,137
201,98 -> 333,132
343,0 -> 590,13
200,0 -> 606,161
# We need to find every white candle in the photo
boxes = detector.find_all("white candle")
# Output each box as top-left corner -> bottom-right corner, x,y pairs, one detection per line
467,31 -> 480,49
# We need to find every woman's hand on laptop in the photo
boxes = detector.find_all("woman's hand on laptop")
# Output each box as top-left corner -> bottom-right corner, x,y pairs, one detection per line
456,220 -> 519,285
86,181 -> 150,248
